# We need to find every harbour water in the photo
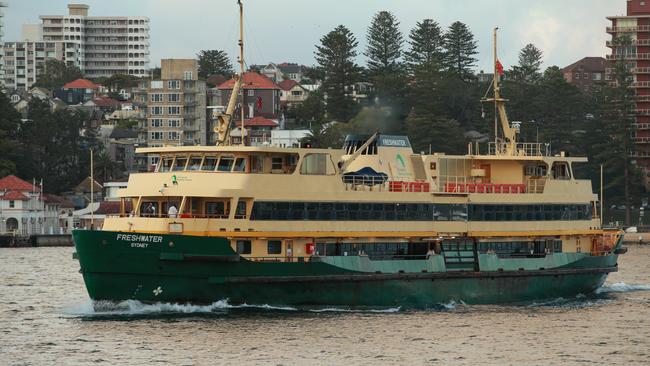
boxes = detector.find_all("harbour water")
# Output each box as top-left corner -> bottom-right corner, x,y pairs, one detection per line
1,246 -> 649,365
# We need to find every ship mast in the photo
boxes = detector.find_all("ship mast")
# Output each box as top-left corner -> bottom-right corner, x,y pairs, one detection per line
482,27 -> 518,156
214,0 -> 245,146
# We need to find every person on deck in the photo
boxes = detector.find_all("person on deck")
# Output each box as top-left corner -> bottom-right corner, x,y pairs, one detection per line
168,204 -> 178,218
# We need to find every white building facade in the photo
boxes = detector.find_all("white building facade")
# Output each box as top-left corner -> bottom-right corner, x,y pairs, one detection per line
39,4 -> 150,78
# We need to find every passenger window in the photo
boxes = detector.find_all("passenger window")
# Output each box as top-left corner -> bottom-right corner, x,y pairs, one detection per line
236,240 -> 251,254
300,153 -> 334,175
233,158 -> 246,172
187,156 -> 203,171
206,202 -> 227,217
172,157 -> 187,171
250,155 -> 264,173
235,201 -> 247,219
202,156 -> 218,171
267,240 -> 282,254
217,156 -> 235,171
159,157 -> 173,172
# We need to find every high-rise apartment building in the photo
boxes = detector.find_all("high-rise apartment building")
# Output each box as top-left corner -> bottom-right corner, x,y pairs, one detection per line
135,59 -> 206,165
607,0 -> 650,180
2,41 -> 65,90
0,2 -> 8,87
39,4 -> 149,78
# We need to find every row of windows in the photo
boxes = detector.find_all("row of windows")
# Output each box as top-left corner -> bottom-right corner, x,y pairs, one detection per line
477,240 -> 562,256
250,202 -> 593,222
468,204 -> 592,221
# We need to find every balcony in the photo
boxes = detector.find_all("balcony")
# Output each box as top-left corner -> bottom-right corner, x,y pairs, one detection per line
629,151 -> 650,158
606,53 -> 650,61
635,95 -> 650,102
635,109 -> 650,115
633,136 -> 650,144
632,81 -> 650,88
607,38 -> 650,47
634,123 -> 650,130
606,25 -> 650,33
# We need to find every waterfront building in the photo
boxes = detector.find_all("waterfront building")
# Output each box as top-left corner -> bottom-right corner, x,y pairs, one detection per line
0,175 -> 62,235
54,78 -> 98,104
230,116 -> 279,146
39,4 -> 149,78
134,59 -> 207,165
561,57 -> 606,95
607,0 -> 650,182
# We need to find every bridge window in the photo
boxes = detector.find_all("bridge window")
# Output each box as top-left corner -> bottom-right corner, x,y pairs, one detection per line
233,157 -> 246,172
217,156 -> 235,171
201,156 -> 218,171
187,155 -> 203,171
159,157 -> 173,172
300,153 -> 335,175
172,156 -> 187,171
552,162 -> 571,180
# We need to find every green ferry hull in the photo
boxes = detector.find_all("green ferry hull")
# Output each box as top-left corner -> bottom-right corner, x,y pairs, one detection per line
73,230 -> 619,308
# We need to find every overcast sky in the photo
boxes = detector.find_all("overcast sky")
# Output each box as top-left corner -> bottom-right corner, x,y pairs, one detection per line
3,0 -> 625,72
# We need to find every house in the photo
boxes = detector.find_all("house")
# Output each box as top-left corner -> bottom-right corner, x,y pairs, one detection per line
84,96 -> 121,113
278,79 -> 309,107
0,175 -> 62,235
230,116 -> 279,146
61,176 -> 103,209
217,72 -> 281,120
561,57 -> 606,95
277,62 -> 308,82
55,78 -> 99,104
350,82 -> 375,103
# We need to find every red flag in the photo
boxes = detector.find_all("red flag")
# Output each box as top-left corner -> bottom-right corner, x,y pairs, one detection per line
257,97 -> 263,111
496,59 -> 504,76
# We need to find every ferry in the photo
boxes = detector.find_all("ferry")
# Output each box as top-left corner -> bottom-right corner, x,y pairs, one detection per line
72,7 -> 625,307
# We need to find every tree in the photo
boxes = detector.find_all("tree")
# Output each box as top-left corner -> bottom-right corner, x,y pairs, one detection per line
443,21 -> 478,77
594,35 -> 639,225
0,92 -> 21,176
293,90 -> 326,125
16,99 -> 97,193
33,59 -> 83,90
405,19 -> 445,73
510,44 -> 543,83
197,50 -> 234,79
365,11 -> 406,104
315,25 -> 362,121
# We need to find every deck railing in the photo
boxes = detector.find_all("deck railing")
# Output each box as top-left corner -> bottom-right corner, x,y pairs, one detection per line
488,142 -> 550,156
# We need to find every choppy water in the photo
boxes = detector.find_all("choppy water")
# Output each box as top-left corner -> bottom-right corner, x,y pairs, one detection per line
1,247 -> 649,365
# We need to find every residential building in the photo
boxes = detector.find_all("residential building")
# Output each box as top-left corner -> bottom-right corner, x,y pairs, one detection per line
561,57 -> 606,94
54,78 -> 98,104
251,62 -> 309,83
2,41 -> 65,90
134,59 -> 206,165
0,175 -> 62,235
278,79 -> 309,107
350,82 -> 374,103
39,4 -> 150,78
230,116 -> 279,146
607,0 -> 650,181
217,71 -> 281,120
0,1 -> 7,87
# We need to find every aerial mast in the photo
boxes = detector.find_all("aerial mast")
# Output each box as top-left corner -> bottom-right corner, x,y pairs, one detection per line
213,0 -> 245,146
482,27 -> 518,156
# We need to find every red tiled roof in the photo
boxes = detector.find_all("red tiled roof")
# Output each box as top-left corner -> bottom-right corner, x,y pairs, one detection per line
278,79 -> 299,91
218,72 -> 281,90
562,57 -> 606,73
92,96 -> 120,107
1,190 -> 30,201
63,78 -> 99,90
234,116 -> 279,127
0,175 -> 39,192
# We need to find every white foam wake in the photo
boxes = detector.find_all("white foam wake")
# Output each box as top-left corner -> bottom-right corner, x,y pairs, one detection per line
62,299 -> 297,316
597,282 -> 650,294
